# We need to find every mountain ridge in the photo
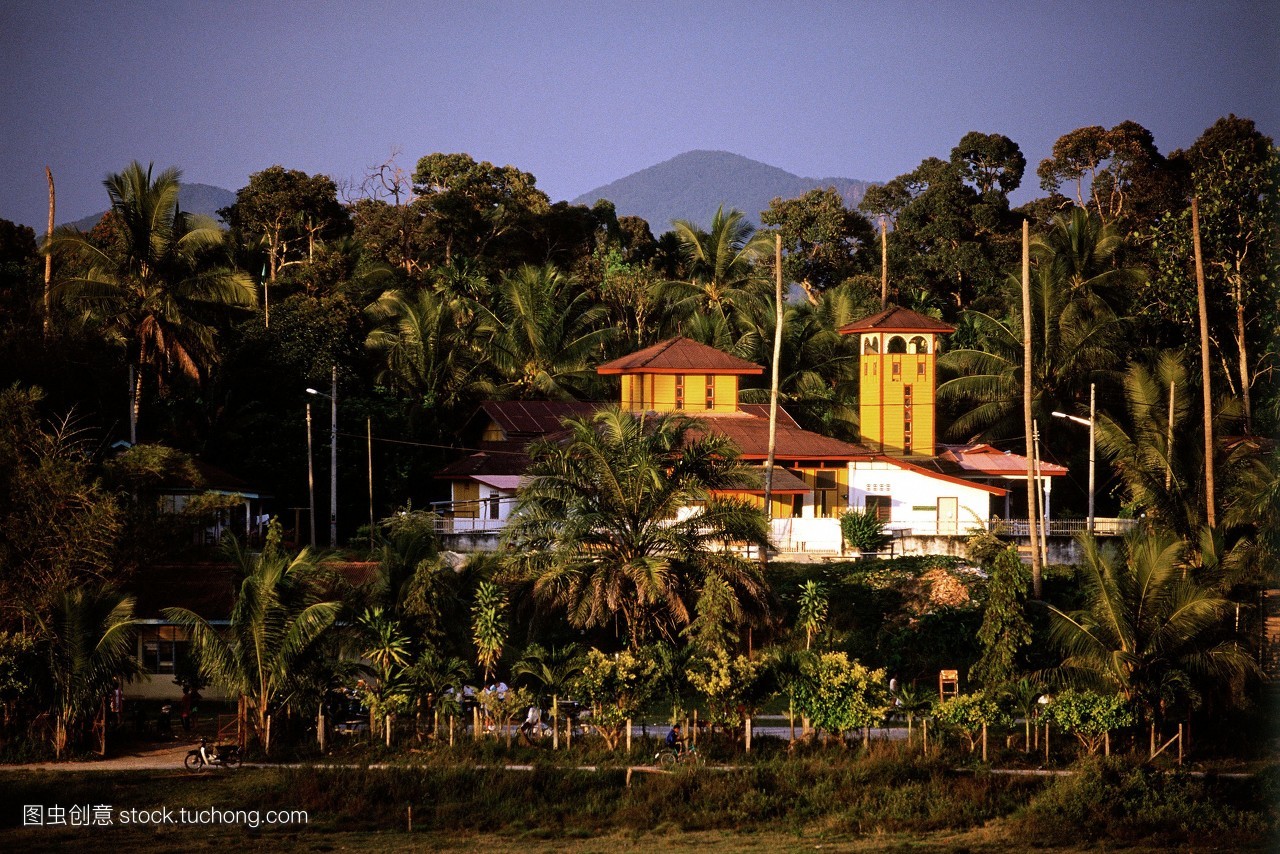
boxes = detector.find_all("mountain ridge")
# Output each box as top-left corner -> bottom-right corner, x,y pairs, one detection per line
572,150 -> 877,232
65,182 -> 236,231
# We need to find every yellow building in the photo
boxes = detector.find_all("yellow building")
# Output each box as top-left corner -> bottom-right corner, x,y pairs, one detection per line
837,306 -> 955,456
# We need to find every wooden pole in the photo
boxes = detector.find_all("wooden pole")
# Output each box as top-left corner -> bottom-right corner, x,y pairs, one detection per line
1165,380 -> 1176,490
981,723 -> 988,763
1021,219 -> 1043,597
880,216 -> 889,311
1033,419 -> 1048,566
1044,722 -> 1050,765
1191,197 -> 1216,529
626,718 -> 632,754
762,234 -> 783,559
1087,383 -> 1096,533
552,695 -> 559,750
43,167 -> 54,341
368,418 -> 375,551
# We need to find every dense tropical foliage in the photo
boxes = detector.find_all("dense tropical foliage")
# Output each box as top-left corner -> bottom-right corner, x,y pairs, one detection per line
0,115 -> 1274,775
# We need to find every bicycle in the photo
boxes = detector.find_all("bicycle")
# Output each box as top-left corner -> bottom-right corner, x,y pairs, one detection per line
654,743 -> 702,768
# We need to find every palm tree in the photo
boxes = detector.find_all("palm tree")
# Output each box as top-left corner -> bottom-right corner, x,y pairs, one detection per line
1046,529 -> 1257,726
52,162 -> 256,442
938,208 -> 1132,442
164,530 -> 340,754
504,406 -> 773,648
738,289 -> 863,440
479,264 -> 613,400
656,206 -> 772,342
34,586 -> 141,758
796,580 -> 829,650
472,580 -> 508,683
1094,351 -> 1228,539
364,287 -> 493,414
513,643 -> 584,708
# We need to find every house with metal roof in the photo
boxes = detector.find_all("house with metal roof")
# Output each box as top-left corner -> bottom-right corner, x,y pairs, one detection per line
432,316 -> 1075,555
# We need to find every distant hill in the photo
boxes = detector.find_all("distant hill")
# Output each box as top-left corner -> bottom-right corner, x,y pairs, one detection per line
66,183 -> 236,231
572,150 -> 878,233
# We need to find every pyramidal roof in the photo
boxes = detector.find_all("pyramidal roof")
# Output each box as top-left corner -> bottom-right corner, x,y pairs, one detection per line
596,337 -> 764,375
837,305 -> 955,335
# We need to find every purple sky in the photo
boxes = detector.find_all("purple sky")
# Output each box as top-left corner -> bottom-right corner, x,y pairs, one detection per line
2,1 -> 1276,231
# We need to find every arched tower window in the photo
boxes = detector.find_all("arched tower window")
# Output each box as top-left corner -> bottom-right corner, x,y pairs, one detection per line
908,335 -> 929,354
886,336 -> 907,354
863,336 -> 880,354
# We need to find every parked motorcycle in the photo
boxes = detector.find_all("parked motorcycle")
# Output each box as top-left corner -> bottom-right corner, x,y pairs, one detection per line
184,736 -> 242,772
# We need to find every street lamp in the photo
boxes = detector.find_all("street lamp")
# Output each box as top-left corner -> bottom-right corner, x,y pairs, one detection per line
306,365 -> 338,547
1052,382 -> 1096,534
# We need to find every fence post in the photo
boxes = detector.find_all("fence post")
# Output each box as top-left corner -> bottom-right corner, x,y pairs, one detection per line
1043,722 -> 1049,765
1104,730 -> 1110,757
745,715 -> 752,753
922,718 -> 928,755
982,723 -> 988,763
386,714 -> 392,748
626,718 -> 632,754
1178,724 -> 1183,765
552,696 -> 559,751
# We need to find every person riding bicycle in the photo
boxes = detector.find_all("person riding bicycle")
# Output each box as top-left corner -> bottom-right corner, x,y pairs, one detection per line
665,724 -> 683,752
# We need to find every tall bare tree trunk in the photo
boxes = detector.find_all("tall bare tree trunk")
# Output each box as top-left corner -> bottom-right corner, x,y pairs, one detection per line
1234,268 -> 1252,432
1191,198 -> 1216,528
762,234 -> 783,567
44,167 -> 54,341
1021,220 -> 1042,597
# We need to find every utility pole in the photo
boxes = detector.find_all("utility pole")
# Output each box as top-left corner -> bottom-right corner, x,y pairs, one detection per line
1192,198 -> 1216,529
1087,383 -> 1096,533
1021,220 -> 1042,597
329,366 -> 338,547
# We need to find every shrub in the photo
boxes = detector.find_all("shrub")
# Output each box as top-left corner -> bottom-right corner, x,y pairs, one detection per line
933,692 -> 1010,753
1041,689 -> 1134,756
791,652 -> 890,742
840,508 -> 890,553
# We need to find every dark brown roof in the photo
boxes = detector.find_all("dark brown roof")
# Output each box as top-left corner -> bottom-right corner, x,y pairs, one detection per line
837,306 -> 956,335
695,412 -> 874,460
131,561 -> 379,621
596,338 -> 764,375
480,401 -> 599,438
436,448 -> 533,479
718,466 -> 812,494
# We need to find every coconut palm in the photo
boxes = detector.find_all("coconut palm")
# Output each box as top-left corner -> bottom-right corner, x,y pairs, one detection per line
1094,351 -> 1226,539
52,162 -> 255,442
33,586 -> 142,758
504,406 -> 773,648
656,206 -> 772,340
164,529 -> 340,754
513,643 -> 585,707
364,287 -> 494,414
478,264 -> 613,400
1046,529 -> 1257,725
938,208 -> 1132,442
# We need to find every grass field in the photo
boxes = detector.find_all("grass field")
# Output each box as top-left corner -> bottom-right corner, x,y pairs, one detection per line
1,751 -> 1275,852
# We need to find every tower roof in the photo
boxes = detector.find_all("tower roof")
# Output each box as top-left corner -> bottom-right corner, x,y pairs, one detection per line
837,306 -> 955,335
596,337 -> 764,375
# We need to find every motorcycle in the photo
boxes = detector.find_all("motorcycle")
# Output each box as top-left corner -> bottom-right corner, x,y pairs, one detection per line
184,736 -> 242,772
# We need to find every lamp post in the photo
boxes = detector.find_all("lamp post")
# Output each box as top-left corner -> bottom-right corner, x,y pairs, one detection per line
305,403 -> 316,546
1053,382 -> 1096,534
306,365 -> 338,547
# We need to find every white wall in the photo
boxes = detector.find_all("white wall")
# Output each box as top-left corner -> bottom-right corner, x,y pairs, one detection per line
848,461 -> 993,535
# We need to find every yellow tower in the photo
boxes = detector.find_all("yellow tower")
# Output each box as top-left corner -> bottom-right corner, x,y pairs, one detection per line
838,307 -> 954,456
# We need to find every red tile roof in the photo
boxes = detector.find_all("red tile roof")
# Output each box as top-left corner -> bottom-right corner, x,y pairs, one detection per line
596,338 -> 764,375
837,305 -> 956,335
939,444 -> 1069,476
